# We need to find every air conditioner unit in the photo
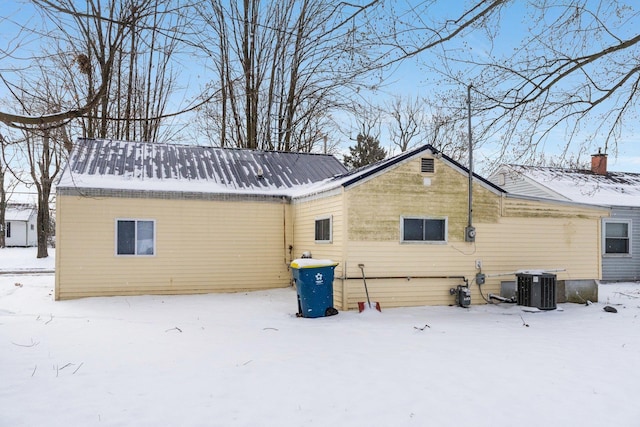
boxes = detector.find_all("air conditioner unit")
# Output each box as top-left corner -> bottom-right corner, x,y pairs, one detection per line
516,272 -> 557,310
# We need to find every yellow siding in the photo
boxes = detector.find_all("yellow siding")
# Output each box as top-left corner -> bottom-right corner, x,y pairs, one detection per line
335,156 -> 606,310
56,154 -> 608,308
55,195 -> 293,300
346,158 -> 501,242
292,192 -> 345,306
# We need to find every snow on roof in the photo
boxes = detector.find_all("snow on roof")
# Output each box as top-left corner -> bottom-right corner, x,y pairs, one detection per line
508,165 -> 640,207
5,203 -> 36,221
57,139 -> 504,200
57,139 -> 348,196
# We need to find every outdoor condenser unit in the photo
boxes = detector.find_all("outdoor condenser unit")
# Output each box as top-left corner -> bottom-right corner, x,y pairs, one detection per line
516,272 -> 557,310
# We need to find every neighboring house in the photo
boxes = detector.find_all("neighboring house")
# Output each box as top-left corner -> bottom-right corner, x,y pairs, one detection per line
4,203 -> 37,247
56,138 -> 608,307
489,153 -> 640,282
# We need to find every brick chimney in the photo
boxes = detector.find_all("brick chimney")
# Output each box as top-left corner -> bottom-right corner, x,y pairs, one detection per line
591,149 -> 608,175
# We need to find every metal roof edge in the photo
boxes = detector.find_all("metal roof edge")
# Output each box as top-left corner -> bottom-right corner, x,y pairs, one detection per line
340,145 -> 435,188
494,164 -> 573,201
291,185 -> 343,203
56,186 -> 292,202
334,144 -> 506,195
504,192 -> 611,212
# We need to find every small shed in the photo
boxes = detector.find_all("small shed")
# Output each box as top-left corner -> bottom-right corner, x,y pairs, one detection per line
489,152 -> 640,281
4,203 -> 37,247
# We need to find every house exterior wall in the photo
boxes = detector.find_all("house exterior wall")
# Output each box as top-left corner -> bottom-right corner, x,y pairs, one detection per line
334,157 -> 605,309
5,221 -> 27,246
291,191 -> 345,307
5,218 -> 37,247
27,215 -> 37,247
55,193 -> 293,300
602,207 -> 640,281
4,205 -> 37,247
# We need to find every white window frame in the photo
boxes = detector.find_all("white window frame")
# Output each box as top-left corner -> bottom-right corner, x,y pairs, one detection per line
314,215 -> 333,244
602,218 -> 632,257
401,216 -> 448,244
115,219 -> 156,256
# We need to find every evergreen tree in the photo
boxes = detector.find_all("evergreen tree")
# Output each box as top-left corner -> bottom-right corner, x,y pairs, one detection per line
343,134 -> 387,169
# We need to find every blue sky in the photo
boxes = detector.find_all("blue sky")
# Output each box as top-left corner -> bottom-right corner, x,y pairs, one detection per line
1,1 -> 639,173
371,1 -> 640,173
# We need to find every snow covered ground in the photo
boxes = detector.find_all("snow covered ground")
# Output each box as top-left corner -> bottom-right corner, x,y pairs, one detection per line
1,248 -> 639,427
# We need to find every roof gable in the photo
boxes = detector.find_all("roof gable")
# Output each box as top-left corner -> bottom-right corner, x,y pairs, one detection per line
496,164 -> 640,207
291,144 -> 506,199
339,144 -> 504,193
58,139 -> 348,196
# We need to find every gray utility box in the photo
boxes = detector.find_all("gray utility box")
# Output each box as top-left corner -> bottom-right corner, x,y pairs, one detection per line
516,272 -> 557,310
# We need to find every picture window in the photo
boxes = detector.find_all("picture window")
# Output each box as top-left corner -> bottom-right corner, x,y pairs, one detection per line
401,217 -> 447,243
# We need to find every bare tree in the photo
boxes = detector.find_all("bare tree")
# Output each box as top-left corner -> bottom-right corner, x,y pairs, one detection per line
73,0 -> 185,142
2,0 -> 635,167
3,58 -> 70,257
194,0 -> 383,151
386,95 -> 428,153
391,1 -> 640,167
0,0 -> 144,130
351,95 -> 471,162
0,0 -> 196,147
26,128 -> 63,258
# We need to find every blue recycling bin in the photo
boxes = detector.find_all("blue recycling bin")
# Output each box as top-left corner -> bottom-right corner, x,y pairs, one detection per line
290,258 -> 339,318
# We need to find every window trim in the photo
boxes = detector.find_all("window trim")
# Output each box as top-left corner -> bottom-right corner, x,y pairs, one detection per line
602,218 -> 632,257
5,222 -> 10,238
314,215 -> 333,244
115,218 -> 156,256
401,216 -> 448,244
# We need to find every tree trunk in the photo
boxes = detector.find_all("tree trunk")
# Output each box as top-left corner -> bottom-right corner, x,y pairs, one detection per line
36,189 -> 50,258
35,132 -> 53,259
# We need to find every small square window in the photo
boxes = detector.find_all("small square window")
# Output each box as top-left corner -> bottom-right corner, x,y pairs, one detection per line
315,216 -> 332,243
401,217 -> 447,243
116,219 -> 155,256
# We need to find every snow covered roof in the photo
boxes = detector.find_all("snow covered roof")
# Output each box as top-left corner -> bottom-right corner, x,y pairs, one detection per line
57,138 -> 348,196
5,203 -> 36,222
500,165 -> 640,207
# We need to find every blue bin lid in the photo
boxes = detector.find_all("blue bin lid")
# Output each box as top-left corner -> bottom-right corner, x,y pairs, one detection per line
290,258 -> 338,269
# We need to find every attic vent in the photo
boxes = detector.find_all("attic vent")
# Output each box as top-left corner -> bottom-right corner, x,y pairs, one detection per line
421,158 -> 435,173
